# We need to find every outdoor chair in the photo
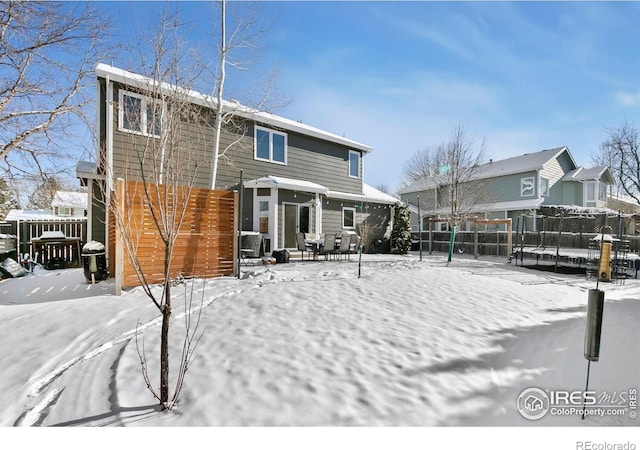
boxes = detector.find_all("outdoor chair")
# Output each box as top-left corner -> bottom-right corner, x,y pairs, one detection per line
320,233 -> 337,261
337,233 -> 352,260
348,234 -> 362,260
296,232 -> 314,261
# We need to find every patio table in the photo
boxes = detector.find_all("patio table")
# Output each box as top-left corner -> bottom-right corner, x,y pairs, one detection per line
304,238 -> 324,260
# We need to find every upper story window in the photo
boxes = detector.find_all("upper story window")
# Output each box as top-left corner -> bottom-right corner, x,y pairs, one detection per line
349,150 -> 360,178
255,126 -> 287,165
521,177 -> 535,197
540,177 -> 550,197
118,90 -> 163,137
55,207 -> 72,216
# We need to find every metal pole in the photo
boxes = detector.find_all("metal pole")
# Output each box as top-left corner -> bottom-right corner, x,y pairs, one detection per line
237,169 -> 243,279
555,208 -> 564,273
581,360 -> 591,420
417,196 -> 422,261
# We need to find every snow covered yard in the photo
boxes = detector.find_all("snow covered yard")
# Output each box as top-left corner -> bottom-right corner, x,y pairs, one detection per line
0,253 -> 638,428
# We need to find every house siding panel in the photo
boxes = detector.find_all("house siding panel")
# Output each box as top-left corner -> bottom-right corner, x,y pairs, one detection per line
215,123 -> 363,194
541,156 -> 568,205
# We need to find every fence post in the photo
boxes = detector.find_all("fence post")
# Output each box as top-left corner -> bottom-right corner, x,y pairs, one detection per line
232,190 -> 239,278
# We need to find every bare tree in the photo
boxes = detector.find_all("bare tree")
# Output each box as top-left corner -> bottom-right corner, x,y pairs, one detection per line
601,121 -> 640,204
109,12 -> 208,411
402,147 -> 438,184
209,0 -> 280,189
404,126 -> 488,262
0,2 -> 109,181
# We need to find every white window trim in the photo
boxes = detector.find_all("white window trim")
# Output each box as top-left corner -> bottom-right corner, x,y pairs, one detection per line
254,125 -> 288,165
118,89 -> 163,138
521,177 -> 535,197
348,150 -> 360,178
342,206 -> 356,229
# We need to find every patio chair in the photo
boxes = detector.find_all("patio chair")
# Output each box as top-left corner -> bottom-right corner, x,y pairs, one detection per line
337,233 -> 352,260
296,232 -> 314,261
320,233 -> 337,261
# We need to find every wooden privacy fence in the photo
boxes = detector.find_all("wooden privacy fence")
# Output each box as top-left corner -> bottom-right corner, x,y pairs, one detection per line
111,179 -> 238,291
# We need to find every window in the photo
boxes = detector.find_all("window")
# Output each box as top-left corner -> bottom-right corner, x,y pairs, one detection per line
254,126 -> 287,164
586,182 -> 595,202
119,90 -> 163,137
342,207 -> 356,229
540,177 -> 550,197
521,177 -> 535,197
349,151 -> 360,178
56,207 -> 71,216
598,182 -> 607,202
259,201 -> 269,233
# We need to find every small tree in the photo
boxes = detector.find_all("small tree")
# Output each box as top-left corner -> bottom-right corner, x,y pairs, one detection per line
404,125 -> 489,261
390,202 -> 411,254
109,11 -> 208,411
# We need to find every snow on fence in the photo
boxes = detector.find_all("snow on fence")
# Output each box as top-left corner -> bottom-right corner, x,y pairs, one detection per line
111,179 -> 238,290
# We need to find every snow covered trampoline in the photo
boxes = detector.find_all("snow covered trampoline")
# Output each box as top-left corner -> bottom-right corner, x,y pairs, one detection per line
0,254 -> 637,426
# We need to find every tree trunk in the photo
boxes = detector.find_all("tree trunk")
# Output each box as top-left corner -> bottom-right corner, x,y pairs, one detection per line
160,308 -> 171,408
160,275 -> 171,409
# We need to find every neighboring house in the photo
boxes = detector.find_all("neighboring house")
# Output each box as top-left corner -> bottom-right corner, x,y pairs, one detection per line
400,146 -> 614,231
77,63 -> 398,258
51,191 -> 88,217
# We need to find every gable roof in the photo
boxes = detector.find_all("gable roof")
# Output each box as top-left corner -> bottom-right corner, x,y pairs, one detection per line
96,63 -> 372,153
562,166 -> 615,184
399,146 -> 575,194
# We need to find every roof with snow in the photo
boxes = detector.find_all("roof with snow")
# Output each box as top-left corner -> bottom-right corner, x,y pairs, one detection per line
562,166 -> 614,184
4,209 -> 87,222
96,63 -> 372,154
51,191 -> 88,209
243,175 -> 399,205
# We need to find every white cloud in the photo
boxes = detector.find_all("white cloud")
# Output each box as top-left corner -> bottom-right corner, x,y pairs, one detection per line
615,91 -> 640,107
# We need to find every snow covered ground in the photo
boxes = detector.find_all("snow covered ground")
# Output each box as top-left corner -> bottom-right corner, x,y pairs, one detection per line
0,253 -> 638,435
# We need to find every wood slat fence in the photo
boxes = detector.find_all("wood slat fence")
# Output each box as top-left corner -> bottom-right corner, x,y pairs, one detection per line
110,179 -> 238,291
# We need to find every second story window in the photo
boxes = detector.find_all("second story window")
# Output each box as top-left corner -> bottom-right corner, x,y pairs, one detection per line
540,177 -> 550,197
349,150 -> 360,178
521,177 -> 535,197
255,126 -> 287,164
119,90 -> 163,137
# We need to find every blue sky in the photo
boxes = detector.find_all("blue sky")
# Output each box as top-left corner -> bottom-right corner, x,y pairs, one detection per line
97,1 -> 640,192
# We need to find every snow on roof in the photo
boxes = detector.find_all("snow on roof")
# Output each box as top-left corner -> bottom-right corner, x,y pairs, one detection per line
51,191 -> 88,209
243,176 -> 399,205
96,63 -> 372,154
4,209 -> 87,222
328,183 -> 399,205
244,175 -> 329,195
399,147 -> 573,195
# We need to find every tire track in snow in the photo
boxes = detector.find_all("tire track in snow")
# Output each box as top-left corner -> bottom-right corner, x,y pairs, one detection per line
18,284 -> 250,426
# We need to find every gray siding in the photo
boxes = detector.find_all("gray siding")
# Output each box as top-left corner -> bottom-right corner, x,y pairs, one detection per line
215,123 -> 364,194
562,181 -> 583,205
105,80 -> 365,197
484,171 -> 538,202
541,154 -> 572,205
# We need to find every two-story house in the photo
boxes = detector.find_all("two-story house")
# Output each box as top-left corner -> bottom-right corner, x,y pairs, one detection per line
51,191 -> 88,218
77,63 -> 398,260
400,146 -> 614,231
